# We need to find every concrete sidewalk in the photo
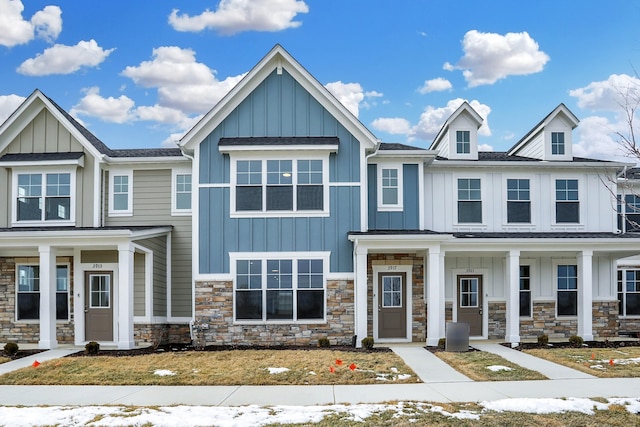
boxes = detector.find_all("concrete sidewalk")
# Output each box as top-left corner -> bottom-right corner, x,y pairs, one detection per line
0,344 -> 638,406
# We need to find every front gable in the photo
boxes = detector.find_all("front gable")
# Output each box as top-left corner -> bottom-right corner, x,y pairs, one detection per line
430,102 -> 483,160
508,104 -> 579,161
0,91 -> 105,228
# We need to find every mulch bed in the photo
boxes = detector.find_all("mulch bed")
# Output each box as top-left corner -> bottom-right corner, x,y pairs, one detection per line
504,340 -> 640,351
66,343 -> 392,358
2,350 -> 45,361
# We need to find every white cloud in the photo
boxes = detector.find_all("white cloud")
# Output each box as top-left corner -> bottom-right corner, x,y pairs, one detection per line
411,98 -> 492,141
0,1 -> 61,47
71,87 -> 135,124
168,0 -> 309,35
0,94 -> 25,124
121,46 -> 246,114
569,74 -> 640,111
573,115 -> 635,163
445,30 -> 549,87
478,143 -> 494,151
17,40 -> 115,76
371,117 -> 411,135
325,81 -> 364,117
418,77 -> 452,94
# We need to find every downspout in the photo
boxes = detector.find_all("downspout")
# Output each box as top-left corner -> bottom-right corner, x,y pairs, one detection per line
178,147 -> 197,342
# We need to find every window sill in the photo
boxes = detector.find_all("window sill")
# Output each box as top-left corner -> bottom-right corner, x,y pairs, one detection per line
230,211 -> 330,218
233,319 -> 327,325
12,221 -> 75,227
377,205 -> 404,212
108,211 -> 133,217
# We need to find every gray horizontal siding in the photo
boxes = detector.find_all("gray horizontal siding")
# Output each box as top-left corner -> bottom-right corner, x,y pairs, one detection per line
106,168 -> 192,318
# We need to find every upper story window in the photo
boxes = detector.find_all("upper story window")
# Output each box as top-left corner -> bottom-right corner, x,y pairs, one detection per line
172,171 -> 192,215
233,158 -> 326,215
109,171 -> 133,216
456,130 -> 471,154
551,132 -> 565,155
14,171 -> 74,224
377,165 -> 403,210
457,178 -> 481,223
555,179 -> 579,223
507,179 -> 531,223
618,194 -> 640,232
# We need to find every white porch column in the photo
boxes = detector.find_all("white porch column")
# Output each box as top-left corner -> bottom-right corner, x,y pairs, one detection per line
426,248 -> 445,346
505,250 -> 521,343
117,243 -> 135,349
578,250 -> 594,340
354,245 -> 368,348
38,245 -> 57,349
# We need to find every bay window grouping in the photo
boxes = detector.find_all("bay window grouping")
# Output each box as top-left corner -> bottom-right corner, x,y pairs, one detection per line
235,257 -> 325,321
235,159 -> 324,213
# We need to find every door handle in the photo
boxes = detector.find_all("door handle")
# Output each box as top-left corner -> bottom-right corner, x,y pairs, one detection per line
84,306 -> 88,313
479,308 -> 483,315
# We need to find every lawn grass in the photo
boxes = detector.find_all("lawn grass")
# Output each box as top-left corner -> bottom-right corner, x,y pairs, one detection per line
0,356 -> 9,364
524,346 -> 640,378
0,349 -> 418,386
434,350 -> 547,381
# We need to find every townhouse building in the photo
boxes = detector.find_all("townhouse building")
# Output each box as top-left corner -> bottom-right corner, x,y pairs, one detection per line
1,45 -> 639,349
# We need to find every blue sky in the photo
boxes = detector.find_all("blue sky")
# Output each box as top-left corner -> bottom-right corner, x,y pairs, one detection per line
1,0 -> 639,162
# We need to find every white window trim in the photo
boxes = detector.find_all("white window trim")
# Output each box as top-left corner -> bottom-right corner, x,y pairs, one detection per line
552,176 -> 582,227
171,168 -> 192,216
15,262 -> 70,323
376,163 -> 403,211
553,259 -> 578,318
503,175 -> 535,227
454,176 -> 484,226
551,131 -> 565,155
229,152 -> 330,218
230,251 -> 330,324
519,261 -> 533,319
455,130 -> 471,154
618,267 -> 640,318
11,168 -> 77,227
108,170 -> 133,217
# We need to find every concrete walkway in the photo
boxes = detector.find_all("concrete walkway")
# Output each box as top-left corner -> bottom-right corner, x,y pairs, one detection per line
0,344 -> 637,406
471,343 -> 596,379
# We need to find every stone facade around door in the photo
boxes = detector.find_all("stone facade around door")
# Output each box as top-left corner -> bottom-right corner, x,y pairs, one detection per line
366,253 -> 426,343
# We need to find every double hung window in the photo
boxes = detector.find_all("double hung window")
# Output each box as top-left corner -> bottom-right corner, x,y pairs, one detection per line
507,179 -> 531,223
235,258 -> 325,321
618,269 -> 640,316
174,173 -> 192,212
457,178 -> 482,223
618,194 -> 640,232
557,265 -> 578,316
109,171 -> 133,216
235,159 -> 324,213
16,172 -> 71,222
377,165 -> 403,210
555,179 -> 579,223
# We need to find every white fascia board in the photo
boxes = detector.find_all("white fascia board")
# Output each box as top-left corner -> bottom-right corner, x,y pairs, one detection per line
370,150 -> 438,161
0,158 -> 85,168
105,156 -> 190,166
0,226 -> 172,243
442,237 -> 640,252
219,144 -> 339,154
429,160 -> 628,168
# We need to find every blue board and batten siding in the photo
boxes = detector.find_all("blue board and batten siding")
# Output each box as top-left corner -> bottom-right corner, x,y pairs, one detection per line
198,69 -> 362,275
367,164 -> 420,230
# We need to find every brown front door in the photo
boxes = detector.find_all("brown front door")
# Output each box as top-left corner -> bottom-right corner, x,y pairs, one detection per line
457,275 -> 483,336
377,272 -> 407,339
85,272 -> 113,341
